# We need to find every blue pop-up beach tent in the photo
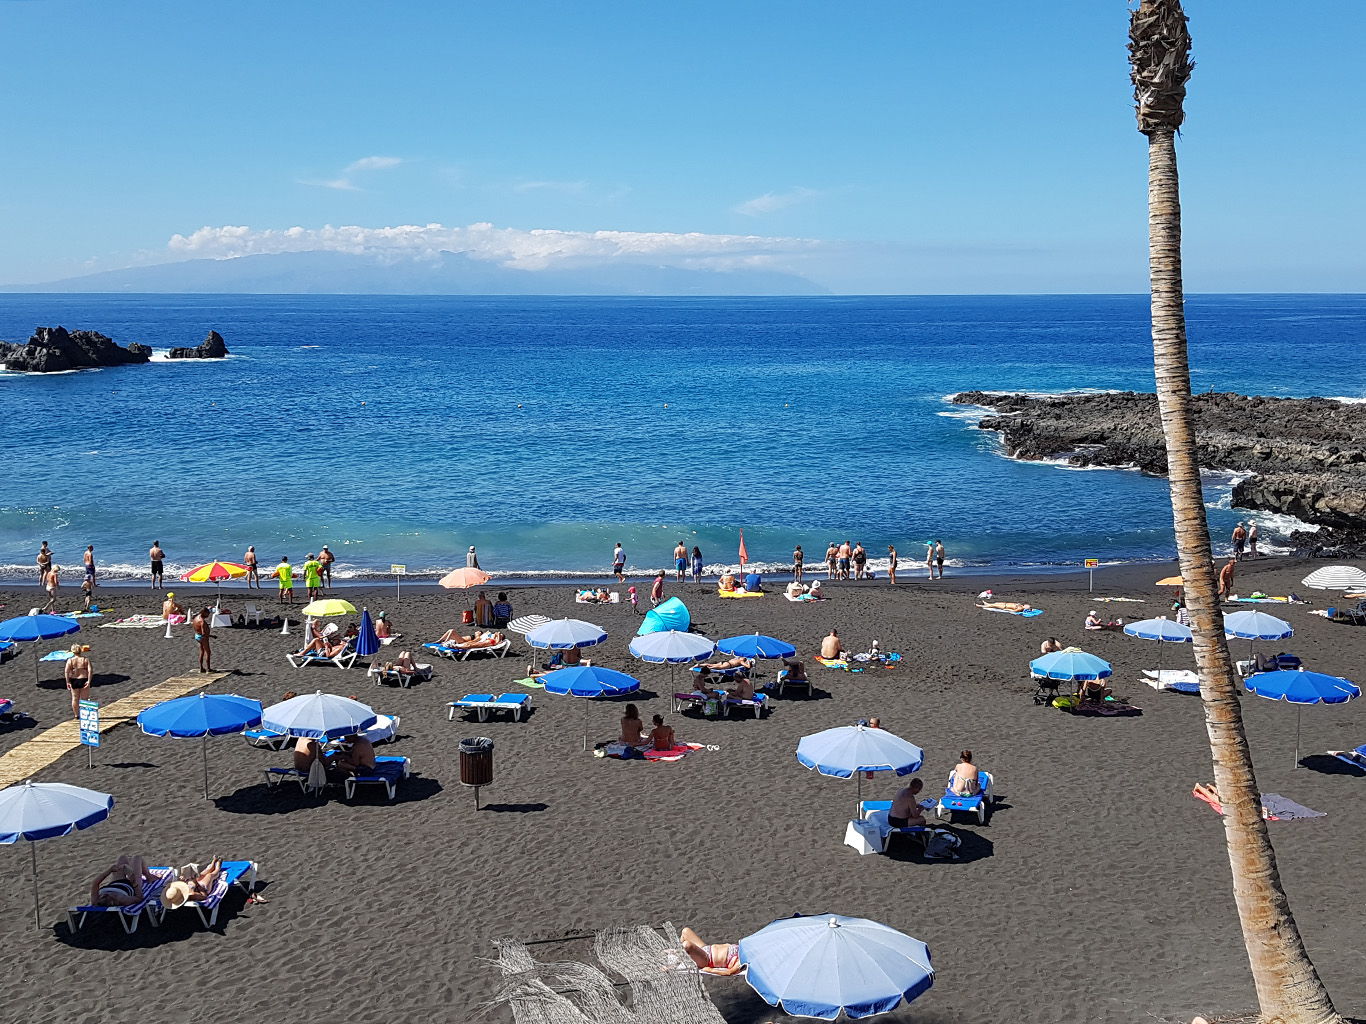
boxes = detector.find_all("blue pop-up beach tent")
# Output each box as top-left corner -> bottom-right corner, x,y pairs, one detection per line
637,597 -> 690,636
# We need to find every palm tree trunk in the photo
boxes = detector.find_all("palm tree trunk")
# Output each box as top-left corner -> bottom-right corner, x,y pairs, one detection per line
1146,126 -> 1341,1024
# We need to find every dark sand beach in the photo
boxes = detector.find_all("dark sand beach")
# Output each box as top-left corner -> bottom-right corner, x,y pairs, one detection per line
1,557 -> 1364,1024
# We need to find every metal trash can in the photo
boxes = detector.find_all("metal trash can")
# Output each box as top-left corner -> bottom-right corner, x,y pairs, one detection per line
459,737 -> 494,787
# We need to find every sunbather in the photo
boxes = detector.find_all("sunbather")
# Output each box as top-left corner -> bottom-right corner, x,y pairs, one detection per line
297,634 -> 349,659
700,655 -> 751,672
331,731 -> 376,779
728,675 -> 756,701
718,572 -> 738,592
888,778 -> 926,828
780,658 -> 808,683
375,612 -> 395,640
163,857 -> 225,909
1078,679 -> 1113,701
646,714 -> 675,750
1040,637 -> 1064,654
980,600 -> 1032,613
1329,748 -> 1366,767
293,737 -> 322,773
693,667 -> 723,699
439,629 -> 504,648
162,594 -> 185,622
786,581 -> 809,600
620,704 -> 646,746
393,651 -> 419,676
679,926 -> 745,976
820,630 -> 843,659
89,854 -> 159,907
951,751 -> 982,796
808,580 -> 823,599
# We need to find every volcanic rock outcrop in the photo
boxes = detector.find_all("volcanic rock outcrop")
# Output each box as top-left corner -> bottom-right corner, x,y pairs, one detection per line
167,330 -> 229,359
0,326 -> 151,372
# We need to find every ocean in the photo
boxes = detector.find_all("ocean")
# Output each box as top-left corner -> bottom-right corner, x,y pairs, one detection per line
2,293 -> 1364,583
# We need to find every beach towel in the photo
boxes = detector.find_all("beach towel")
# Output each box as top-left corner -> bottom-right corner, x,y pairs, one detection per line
1053,695 -> 1141,716
718,589 -> 762,599
978,605 -> 1043,617
1143,669 -> 1201,693
40,650 -> 76,662
60,611 -> 104,619
816,656 -> 862,673
100,614 -> 167,629
1231,596 -> 1294,604
1260,794 -> 1326,821
513,676 -> 546,689
642,742 -> 705,762
1095,597 -> 1145,603
784,593 -> 825,603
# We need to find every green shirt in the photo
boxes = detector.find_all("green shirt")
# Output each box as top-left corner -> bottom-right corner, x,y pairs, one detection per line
303,560 -> 322,586
276,562 -> 293,586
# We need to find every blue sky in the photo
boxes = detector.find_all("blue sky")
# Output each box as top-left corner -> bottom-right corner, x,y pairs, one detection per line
1,1 -> 1362,292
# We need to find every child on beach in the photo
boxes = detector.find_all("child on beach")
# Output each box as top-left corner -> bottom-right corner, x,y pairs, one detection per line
651,572 -> 664,606
628,586 -> 638,614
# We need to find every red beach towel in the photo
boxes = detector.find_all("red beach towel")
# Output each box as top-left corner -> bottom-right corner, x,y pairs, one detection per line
643,743 -> 705,762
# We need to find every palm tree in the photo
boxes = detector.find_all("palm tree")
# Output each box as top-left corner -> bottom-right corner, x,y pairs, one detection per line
1130,4 -> 1341,1022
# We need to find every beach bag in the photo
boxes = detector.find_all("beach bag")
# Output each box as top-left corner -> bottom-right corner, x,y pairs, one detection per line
461,610 -> 475,625
924,829 -> 961,861
306,754 -> 327,793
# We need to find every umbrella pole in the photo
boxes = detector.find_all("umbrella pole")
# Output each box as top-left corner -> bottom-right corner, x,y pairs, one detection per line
203,733 -> 210,799
31,842 -> 39,929
34,645 -> 40,686
1295,705 -> 1302,769
582,699 -> 588,752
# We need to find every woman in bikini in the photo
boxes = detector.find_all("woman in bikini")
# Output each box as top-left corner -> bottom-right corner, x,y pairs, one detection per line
89,854 -> 159,907
950,750 -> 982,796
679,926 -> 745,976
620,704 -> 646,746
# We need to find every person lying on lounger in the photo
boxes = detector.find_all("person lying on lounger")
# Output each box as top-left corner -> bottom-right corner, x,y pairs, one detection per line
163,858 -> 226,908
780,658 -> 808,683
1329,749 -> 1366,767
887,778 -> 926,828
679,926 -> 745,976
700,655 -> 751,672
979,600 -> 1032,613
438,629 -> 504,648
296,635 -> 350,659
89,854 -> 160,907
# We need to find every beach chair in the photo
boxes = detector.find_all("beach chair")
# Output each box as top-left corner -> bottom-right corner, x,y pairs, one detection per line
848,804 -> 932,855
458,638 -> 511,660
935,770 -> 994,824
367,662 -> 432,687
671,692 -> 721,716
344,755 -> 411,801
1033,674 -> 1067,705
724,693 -> 769,719
163,860 -> 258,928
447,693 -> 532,722
244,603 -> 265,626
771,667 -> 812,697
264,766 -> 314,792
286,637 -> 356,669
244,726 -> 290,750
67,868 -> 176,934
1331,745 -> 1366,772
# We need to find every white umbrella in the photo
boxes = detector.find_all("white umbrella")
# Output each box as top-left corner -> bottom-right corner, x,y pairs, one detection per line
628,630 -> 715,691
0,781 -> 113,927
1301,565 -> 1366,591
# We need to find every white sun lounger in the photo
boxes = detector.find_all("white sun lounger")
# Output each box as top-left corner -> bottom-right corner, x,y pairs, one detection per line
286,637 -> 357,669
164,860 -> 258,928
67,868 -> 176,934
447,693 -> 532,722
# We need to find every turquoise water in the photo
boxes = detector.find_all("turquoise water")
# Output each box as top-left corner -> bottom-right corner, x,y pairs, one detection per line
1,294 -> 1364,581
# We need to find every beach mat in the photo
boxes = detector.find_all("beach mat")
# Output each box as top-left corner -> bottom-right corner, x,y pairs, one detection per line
979,605 -> 1043,617
643,742 -> 705,762
100,614 -> 167,629
1095,597 -> 1145,603
1193,788 -> 1326,820
513,677 -> 545,689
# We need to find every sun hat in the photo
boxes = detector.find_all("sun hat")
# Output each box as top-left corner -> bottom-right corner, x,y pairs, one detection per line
162,880 -> 193,909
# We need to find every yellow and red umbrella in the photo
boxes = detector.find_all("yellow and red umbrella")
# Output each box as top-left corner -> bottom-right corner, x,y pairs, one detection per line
179,561 -> 250,605
440,567 -> 490,590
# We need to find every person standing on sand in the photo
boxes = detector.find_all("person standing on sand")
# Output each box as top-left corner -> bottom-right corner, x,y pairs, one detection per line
1247,522 -> 1259,559
825,542 -> 837,580
691,546 -> 703,583
613,543 -> 625,582
793,545 -> 804,583
274,556 -> 294,604
192,607 -> 213,672
303,554 -> 323,602
319,545 -> 334,589
887,545 -> 898,585
64,643 -> 92,718
43,565 -> 60,612
935,540 -> 946,579
149,541 -> 165,590
852,542 -> 867,580
1218,558 -> 1236,602
466,546 -> 480,569
925,541 -> 935,580
243,546 -> 258,588
837,540 -> 852,580
673,541 -> 687,582
83,545 -> 96,589
36,541 -> 52,586
1231,522 -> 1247,560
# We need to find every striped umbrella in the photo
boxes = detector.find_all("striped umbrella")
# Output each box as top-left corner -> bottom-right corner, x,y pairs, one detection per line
1301,565 -> 1366,591
179,561 -> 249,605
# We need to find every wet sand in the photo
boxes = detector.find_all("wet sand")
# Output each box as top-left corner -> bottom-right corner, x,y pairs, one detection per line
0,557 -> 1363,1024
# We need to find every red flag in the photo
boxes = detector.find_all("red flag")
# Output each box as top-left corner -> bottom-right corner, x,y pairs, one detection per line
738,528 -> 748,567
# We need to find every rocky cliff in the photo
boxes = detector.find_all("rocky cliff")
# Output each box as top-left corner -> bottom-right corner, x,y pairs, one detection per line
0,326 -> 151,372
952,390 -> 1366,553
167,330 -> 228,359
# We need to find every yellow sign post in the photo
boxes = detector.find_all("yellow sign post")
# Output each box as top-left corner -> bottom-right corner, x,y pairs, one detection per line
391,564 -> 405,603
1084,558 -> 1099,591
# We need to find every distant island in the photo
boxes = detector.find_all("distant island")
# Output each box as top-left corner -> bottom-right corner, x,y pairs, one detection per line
0,326 -> 227,371
953,390 -> 1366,554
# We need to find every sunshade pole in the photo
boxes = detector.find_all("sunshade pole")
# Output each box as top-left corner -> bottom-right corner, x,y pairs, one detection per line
203,733 -> 210,799
34,645 -> 39,686
1295,705 -> 1302,770
31,842 -> 39,929
582,699 -> 588,752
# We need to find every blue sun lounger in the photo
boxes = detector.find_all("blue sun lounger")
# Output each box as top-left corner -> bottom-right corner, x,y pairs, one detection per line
67,868 -> 176,934
163,860 -> 258,928
447,693 -> 532,722
935,770 -> 995,824
245,726 -> 290,750
1332,745 -> 1366,772
724,692 -> 769,718
345,755 -> 411,801
852,802 -> 932,854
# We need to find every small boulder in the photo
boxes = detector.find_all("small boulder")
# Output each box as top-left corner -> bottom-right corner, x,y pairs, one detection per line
167,330 -> 229,360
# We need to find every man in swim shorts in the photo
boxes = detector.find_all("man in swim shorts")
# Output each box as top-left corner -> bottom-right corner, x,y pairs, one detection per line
149,540 -> 164,590
36,541 -> 52,585
243,545 -> 258,588
888,777 -> 926,828
673,541 -> 687,582
613,542 -> 625,582
192,607 -> 213,672
837,540 -> 852,580
935,540 -> 946,578
318,545 -> 334,589
43,565 -> 60,612
84,545 -> 96,587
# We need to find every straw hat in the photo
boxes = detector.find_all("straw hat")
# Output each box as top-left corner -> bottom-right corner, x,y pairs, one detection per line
162,880 -> 193,909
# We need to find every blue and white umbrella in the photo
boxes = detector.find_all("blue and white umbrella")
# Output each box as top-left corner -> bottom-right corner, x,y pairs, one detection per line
738,914 -> 934,1020
1301,565 -> 1366,591
629,629 -> 715,691
1223,610 -> 1293,659
1029,650 -> 1112,681
1124,616 -> 1193,675
797,723 -> 924,809
0,614 -> 82,684
525,618 -> 608,650
261,691 -> 378,740
355,608 -> 381,659
541,666 -> 640,751
1245,668 -> 1361,767
138,693 -> 264,798
717,633 -> 797,662
0,780 -> 113,927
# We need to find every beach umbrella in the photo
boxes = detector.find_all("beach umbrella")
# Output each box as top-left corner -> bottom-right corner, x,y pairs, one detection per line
797,723 -> 924,810
718,633 -> 797,661
1029,650 -> 1112,681
355,608 -> 381,658
525,618 -> 607,650
1300,565 -> 1366,591
0,780 -> 113,928
1244,668 -> 1361,767
0,614 -> 81,684
179,561 -> 249,606
541,666 -> 640,751
440,567 -> 490,589
298,598 -> 356,649
1223,609 -> 1293,659
261,691 -> 378,740
137,693 -> 263,798
738,914 -> 934,1020
507,614 -> 552,636
628,629 -> 715,691
1123,616 -> 1193,676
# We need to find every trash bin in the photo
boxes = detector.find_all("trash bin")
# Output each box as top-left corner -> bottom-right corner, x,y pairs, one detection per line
459,737 -> 494,787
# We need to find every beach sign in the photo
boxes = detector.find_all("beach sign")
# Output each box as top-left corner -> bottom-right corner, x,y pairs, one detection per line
79,699 -> 99,767
392,564 -> 405,602
1085,558 -> 1099,591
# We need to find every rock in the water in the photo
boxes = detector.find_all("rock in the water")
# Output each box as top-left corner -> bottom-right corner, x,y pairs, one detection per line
167,330 -> 229,360
0,326 -> 152,372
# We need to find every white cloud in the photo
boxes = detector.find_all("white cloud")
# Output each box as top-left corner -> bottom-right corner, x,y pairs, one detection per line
301,155 -> 403,192
166,222 -> 824,272
734,187 -> 820,216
